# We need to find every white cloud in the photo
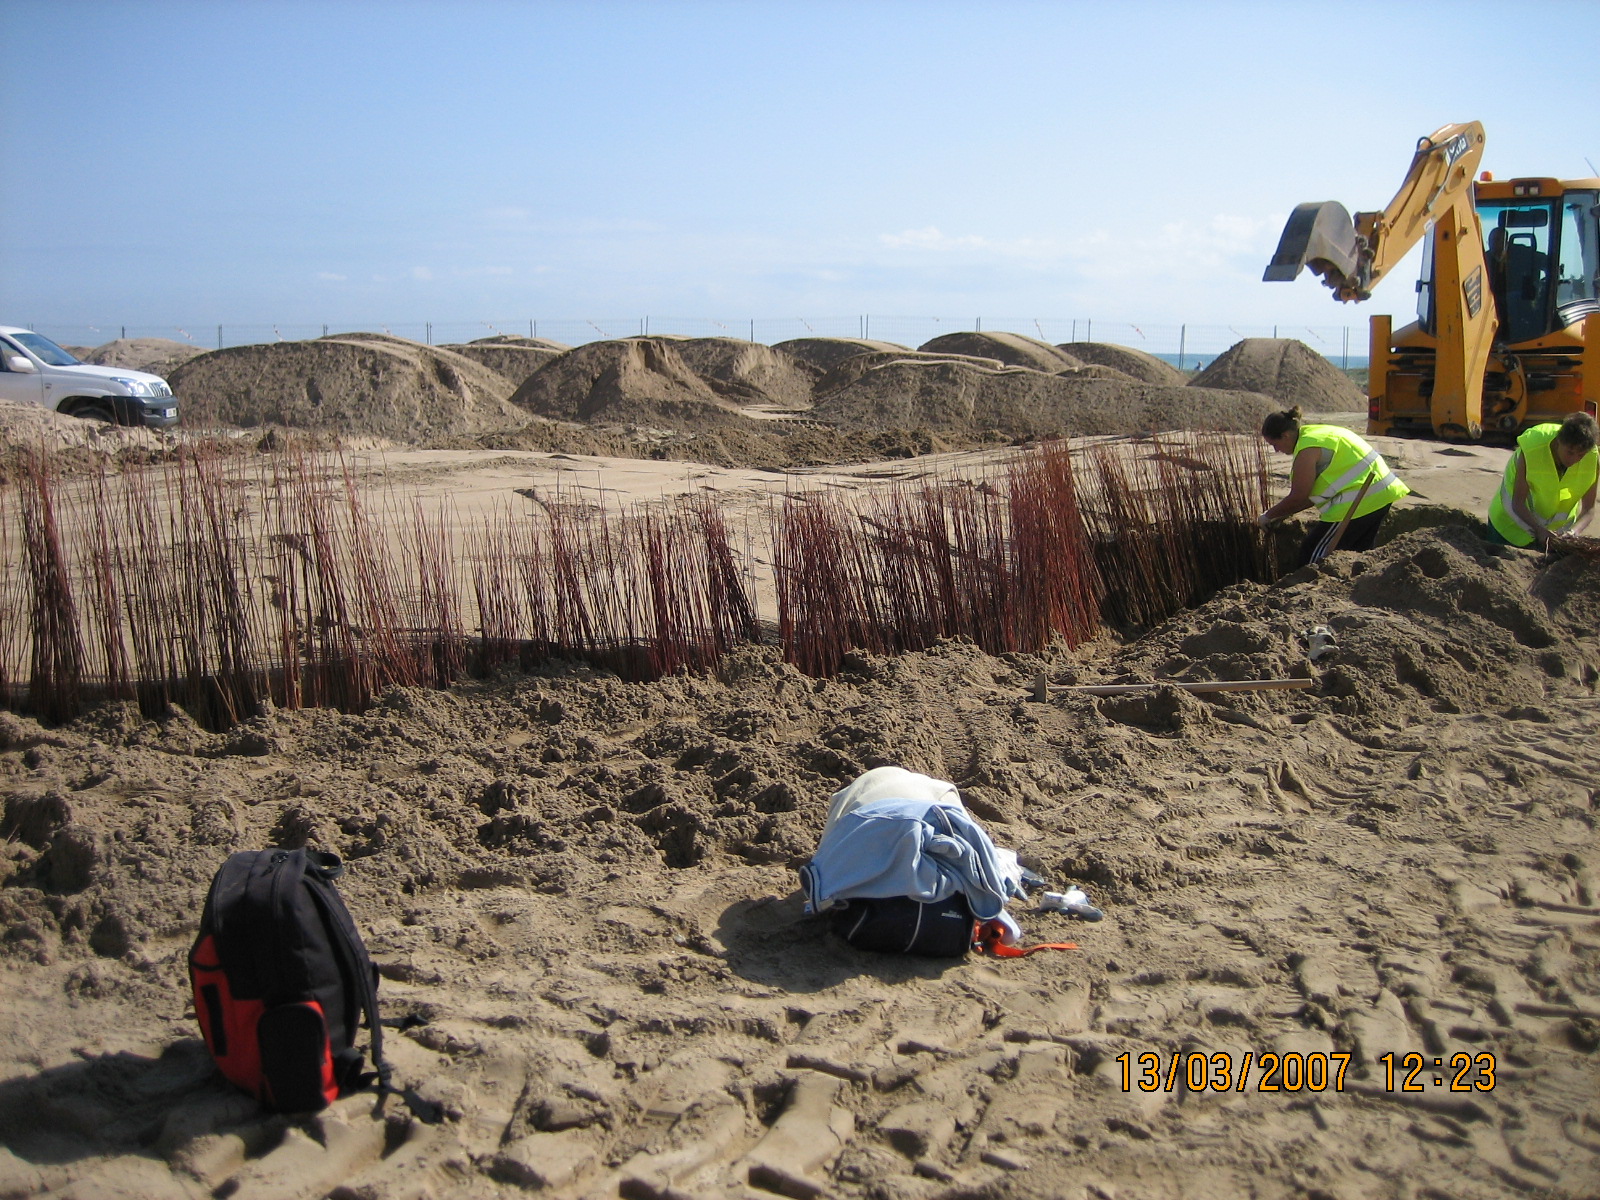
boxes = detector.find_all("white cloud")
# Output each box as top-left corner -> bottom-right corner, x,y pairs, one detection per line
880,226 -> 989,251
1211,213 -> 1271,243
877,225 -> 1064,261
411,266 -> 434,281
316,271 -> 347,282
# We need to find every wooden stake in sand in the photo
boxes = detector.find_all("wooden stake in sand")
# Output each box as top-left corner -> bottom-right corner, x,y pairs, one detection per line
1319,470 -> 1377,558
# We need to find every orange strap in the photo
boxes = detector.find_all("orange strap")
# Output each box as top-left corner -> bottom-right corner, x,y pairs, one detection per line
974,919 -> 1079,958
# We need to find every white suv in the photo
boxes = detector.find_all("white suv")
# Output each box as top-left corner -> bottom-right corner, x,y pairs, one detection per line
0,326 -> 180,428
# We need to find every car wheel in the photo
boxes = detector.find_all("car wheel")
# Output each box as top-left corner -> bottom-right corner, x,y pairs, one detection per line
71,402 -> 117,424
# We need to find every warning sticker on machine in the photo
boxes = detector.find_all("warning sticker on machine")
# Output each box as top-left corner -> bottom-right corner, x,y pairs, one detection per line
1463,265 -> 1484,317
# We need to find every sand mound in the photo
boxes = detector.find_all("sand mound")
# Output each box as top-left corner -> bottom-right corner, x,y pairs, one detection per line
1,513 -> 1597,1198
812,356 -> 1277,436
166,337 -> 526,440
1115,523 -> 1600,724
0,399 -> 170,458
769,337 -> 911,378
667,338 -> 816,409
811,349 -> 1006,393
510,337 -> 757,431
441,341 -> 566,387
1057,341 -> 1188,386
469,334 -> 572,352
79,338 -> 208,380
1190,337 -> 1365,411
919,330 -> 1084,373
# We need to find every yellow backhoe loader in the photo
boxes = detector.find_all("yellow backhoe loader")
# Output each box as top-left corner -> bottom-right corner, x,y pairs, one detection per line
1265,121 -> 1600,440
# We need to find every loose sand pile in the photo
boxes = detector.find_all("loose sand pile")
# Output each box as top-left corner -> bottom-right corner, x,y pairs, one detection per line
442,338 -> 570,387
666,338 -> 816,410
918,331 -> 1085,374
0,399 -> 172,461
1058,342 -> 1190,386
510,338 -> 758,432
809,349 -> 1006,393
4,333 -> 1349,463
813,356 -> 1279,437
78,338 -> 209,380
474,335 -> 573,352
1191,338 -> 1366,412
2,505 -> 1597,1198
167,337 -> 527,440
770,338 -> 912,379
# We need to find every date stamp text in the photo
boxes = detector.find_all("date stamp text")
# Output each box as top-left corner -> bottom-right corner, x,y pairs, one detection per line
1114,1051 -> 1497,1093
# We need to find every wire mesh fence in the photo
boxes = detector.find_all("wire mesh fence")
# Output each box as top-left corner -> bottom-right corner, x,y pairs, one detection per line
24,317 -> 1369,369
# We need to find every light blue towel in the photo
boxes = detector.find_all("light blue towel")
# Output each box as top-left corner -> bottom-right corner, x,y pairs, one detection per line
799,795 -> 1023,920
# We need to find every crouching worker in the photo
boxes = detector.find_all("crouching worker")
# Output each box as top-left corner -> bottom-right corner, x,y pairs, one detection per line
1258,406 -> 1410,568
799,766 -> 1028,957
1485,412 -> 1599,550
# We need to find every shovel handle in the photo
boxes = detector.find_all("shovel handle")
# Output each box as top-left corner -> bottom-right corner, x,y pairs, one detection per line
1321,471 -> 1377,557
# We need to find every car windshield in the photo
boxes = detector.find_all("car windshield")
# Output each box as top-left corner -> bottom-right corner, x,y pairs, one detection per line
9,332 -> 80,366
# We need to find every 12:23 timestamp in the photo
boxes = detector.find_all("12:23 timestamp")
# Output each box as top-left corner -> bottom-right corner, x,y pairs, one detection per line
1379,1052 -> 1496,1092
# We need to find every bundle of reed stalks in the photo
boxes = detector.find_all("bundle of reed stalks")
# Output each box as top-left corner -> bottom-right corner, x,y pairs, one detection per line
0,441 -> 759,725
1546,533 -> 1600,560
2,432 -> 1276,724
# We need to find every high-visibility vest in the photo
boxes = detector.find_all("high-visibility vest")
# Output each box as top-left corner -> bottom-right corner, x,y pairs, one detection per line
1295,425 -> 1410,521
1487,424 -> 1600,546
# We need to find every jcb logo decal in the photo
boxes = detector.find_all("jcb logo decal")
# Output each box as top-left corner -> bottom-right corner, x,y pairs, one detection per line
1463,266 -> 1484,317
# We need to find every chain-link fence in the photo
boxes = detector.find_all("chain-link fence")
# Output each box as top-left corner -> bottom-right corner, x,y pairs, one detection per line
23,317 -> 1369,369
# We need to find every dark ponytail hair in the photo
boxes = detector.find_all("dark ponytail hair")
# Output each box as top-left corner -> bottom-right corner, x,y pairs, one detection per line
1261,406 -> 1303,440
1556,411 -> 1599,454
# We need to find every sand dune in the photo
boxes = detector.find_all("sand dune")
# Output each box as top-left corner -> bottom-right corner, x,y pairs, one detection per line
2,336 -> 1597,1199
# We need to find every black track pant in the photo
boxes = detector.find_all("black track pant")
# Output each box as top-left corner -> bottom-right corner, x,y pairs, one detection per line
1295,504 -> 1391,569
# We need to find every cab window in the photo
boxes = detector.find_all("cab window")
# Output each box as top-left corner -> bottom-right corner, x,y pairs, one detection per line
1479,202 -> 1556,342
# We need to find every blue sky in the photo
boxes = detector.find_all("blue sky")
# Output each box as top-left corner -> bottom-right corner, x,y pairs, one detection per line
3,0 -> 1596,344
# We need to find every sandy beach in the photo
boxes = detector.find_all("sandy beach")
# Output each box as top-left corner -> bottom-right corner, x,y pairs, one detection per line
1,335 -> 1596,1200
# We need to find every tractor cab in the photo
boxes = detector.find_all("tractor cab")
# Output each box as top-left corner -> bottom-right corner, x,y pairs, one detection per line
1471,180 -> 1599,343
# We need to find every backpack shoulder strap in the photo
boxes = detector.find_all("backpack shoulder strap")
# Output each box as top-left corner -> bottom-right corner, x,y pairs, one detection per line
302,858 -> 391,1092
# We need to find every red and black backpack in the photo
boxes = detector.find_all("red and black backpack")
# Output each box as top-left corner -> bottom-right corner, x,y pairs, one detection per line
189,849 -> 388,1112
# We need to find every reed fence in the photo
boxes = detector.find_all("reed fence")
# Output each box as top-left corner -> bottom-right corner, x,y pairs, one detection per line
0,435 -> 1276,729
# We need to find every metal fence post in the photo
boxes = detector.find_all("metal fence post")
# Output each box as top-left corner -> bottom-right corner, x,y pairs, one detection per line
426,322 -> 432,345
217,325 -> 222,349
1178,324 -> 1186,369
976,316 -> 981,332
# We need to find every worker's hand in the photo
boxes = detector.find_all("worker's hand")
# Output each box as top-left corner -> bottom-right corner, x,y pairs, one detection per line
1256,512 -> 1274,529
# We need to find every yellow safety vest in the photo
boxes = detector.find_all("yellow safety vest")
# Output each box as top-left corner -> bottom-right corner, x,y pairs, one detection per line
1295,425 -> 1409,521
1487,424 -> 1600,546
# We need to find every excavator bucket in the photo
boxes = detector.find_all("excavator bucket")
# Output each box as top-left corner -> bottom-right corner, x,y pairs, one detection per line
1263,201 -> 1362,289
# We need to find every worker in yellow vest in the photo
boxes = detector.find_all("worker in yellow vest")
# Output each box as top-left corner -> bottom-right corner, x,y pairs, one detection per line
1485,413 -> 1599,549
1258,406 -> 1410,568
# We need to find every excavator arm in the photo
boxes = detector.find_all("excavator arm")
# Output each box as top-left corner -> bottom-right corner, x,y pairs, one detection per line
1264,121 -> 1499,438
